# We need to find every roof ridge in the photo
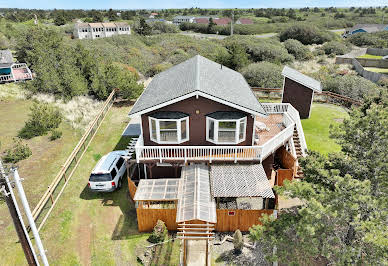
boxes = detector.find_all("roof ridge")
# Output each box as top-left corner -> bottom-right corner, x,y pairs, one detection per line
195,55 -> 200,92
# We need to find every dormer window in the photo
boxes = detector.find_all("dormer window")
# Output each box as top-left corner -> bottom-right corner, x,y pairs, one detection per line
149,112 -> 189,144
206,112 -> 247,144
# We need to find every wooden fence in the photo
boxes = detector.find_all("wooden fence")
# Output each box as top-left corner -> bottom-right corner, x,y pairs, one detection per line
251,87 -> 362,106
136,206 -> 178,232
215,209 -> 274,232
31,89 -> 117,231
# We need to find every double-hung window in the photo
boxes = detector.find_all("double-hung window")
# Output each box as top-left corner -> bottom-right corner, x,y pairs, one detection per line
206,112 -> 247,144
149,112 -> 189,144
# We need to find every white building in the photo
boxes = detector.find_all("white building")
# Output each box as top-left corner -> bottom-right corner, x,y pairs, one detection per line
173,16 -> 195,25
74,22 -> 131,40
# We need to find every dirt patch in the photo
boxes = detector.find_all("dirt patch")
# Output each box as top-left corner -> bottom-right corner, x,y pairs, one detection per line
76,212 -> 93,266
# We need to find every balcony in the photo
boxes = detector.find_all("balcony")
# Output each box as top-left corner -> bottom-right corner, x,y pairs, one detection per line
0,63 -> 33,84
134,103 -> 306,163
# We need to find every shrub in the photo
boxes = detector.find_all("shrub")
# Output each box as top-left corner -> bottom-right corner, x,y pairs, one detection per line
347,32 -> 387,48
248,41 -> 294,64
147,62 -> 173,77
149,21 -> 179,34
279,24 -> 335,45
148,220 -> 167,243
322,75 -> 379,101
283,39 -> 312,60
3,138 -> 32,163
241,62 -> 283,88
216,42 -> 250,70
49,129 -> 62,141
18,102 -> 62,139
322,41 -> 349,55
233,229 -> 244,254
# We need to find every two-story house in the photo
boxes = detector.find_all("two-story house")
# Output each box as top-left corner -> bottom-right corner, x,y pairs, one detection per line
126,55 -> 307,236
73,22 -> 131,40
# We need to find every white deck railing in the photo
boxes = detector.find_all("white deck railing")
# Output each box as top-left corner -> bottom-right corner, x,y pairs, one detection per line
262,103 -> 307,156
134,103 -> 307,163
12,63 -> 28,69
0,74 -> 14,82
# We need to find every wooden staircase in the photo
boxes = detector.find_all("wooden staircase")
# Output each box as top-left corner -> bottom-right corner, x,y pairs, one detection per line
292,127 -> 304,179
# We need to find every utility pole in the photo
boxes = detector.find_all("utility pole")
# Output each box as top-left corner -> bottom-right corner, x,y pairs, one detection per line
230,10 -> 234,36
13,169 -> 49,266
0,161 -> 38,266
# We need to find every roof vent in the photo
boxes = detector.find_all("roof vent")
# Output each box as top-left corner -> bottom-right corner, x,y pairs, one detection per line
220,64 -> 223,69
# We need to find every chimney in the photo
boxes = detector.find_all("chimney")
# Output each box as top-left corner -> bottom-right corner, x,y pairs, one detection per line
220,64 -> 223,69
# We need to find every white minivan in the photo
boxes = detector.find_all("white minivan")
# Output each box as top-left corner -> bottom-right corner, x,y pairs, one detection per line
88,150 -> 127,192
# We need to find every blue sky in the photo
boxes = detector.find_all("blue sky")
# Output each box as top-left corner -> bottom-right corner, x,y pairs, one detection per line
1,0 -> 387,10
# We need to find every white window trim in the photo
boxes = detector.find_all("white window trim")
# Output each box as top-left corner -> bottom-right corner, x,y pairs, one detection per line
149,116 -> 189,144
206,116 -> 247,144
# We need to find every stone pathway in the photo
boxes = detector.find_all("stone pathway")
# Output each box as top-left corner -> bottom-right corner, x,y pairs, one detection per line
186,240 -> 208,266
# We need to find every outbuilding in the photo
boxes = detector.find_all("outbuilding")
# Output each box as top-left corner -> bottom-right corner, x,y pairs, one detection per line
281,66 -> 322,119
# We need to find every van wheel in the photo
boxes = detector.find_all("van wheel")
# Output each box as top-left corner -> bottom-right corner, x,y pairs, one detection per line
118,179 -> 122,189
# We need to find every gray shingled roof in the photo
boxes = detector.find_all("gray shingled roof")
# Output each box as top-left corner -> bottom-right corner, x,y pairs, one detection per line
129,55 -> 266,116
282,66 -> 322,93
348,24 -> 388,33
0,50 -> 14,68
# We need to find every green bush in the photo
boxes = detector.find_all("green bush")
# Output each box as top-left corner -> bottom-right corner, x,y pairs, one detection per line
248,41 -> 294,64
279,24 -> 335,45
147,62 -> 173,77
18,102 -> 62,139
322,75 -> 379,101
283,39 -> 313,60
3,138 -> 32,163
49,129 -> 62,141
233,229 -> 244,254
149,21 -> 179,34
215,42 -> 250,70
322,41 -> 350,55
148,220 -> 167,243
347,32 -> 388,48
240,62 -> 283,88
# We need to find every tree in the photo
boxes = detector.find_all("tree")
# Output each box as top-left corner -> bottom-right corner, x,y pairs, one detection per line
216,42 -> 249,70
135,18 -> 152,35
250,89 -> 388,265
107,9 -> 118,21
53,12 -> 67,26
207,17 -> 216,34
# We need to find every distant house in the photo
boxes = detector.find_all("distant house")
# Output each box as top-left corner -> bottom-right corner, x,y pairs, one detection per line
73,22 -> 130,40
194,18 -> 210,24
0,50 -> 33,83
281,66 -> 322,119
344,24 -> 388,36
173,16 -> 195,25
149,12 -> 158,18
235,18 -> 253,25
213,18 -> 232,25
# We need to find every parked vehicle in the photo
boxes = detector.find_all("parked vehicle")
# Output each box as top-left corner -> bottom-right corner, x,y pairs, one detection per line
88,150 -> 127,192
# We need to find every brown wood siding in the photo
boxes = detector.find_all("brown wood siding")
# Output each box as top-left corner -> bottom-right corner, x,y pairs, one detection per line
141,96 -> 254,146
277,169 -> 293,186
137,207 -> 178,232
282,78 -> 313,119
215,209 -> 274,232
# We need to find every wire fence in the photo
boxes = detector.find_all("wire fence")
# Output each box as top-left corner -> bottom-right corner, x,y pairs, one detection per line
31,89 -> 117,231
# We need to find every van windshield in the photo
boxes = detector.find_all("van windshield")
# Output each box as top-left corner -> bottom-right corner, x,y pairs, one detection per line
89,173 -> 112,182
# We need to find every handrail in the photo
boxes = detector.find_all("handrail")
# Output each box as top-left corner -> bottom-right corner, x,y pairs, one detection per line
0,74 -> 13,82
261,103 -> 307,156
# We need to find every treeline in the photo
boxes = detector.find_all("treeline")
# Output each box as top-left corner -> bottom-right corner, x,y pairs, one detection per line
16,26 -> 143,100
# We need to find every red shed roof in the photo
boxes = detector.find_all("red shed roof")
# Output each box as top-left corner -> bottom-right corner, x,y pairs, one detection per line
237,18 -> 253,24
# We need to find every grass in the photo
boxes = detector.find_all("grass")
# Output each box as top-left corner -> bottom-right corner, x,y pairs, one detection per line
364,67 -> 388,74
357,54 -> 383,59
301,103 -> 348,155
260,100 -> 348,155
0,91 -> 83,265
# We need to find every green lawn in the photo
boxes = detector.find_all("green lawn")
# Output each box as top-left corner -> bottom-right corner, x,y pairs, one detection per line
0,92 -> 82,266
364,67 -> 388,74
301,103 -> 348,155
357,54 -> 383,59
